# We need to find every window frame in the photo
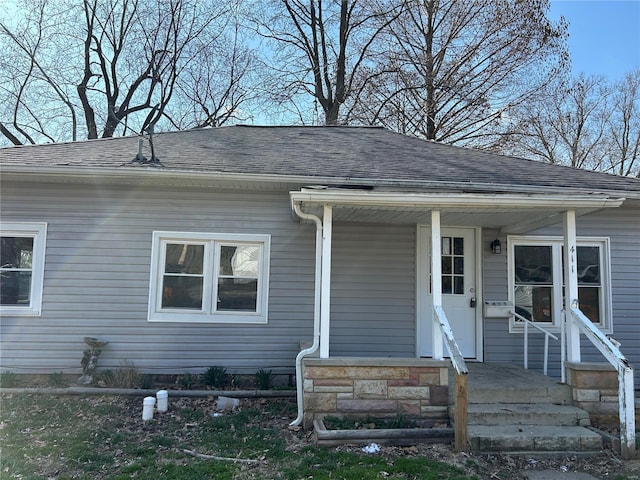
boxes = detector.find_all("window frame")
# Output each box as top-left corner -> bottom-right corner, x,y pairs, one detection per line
0,222 -> 47,316
148,231 -> 270,323
508,236 -> 612,333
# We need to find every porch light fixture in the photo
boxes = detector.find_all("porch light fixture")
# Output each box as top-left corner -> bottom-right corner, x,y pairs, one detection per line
490,239 -> 502,255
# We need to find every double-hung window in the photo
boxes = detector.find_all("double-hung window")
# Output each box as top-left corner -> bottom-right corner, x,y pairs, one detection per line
148,232 -> 270,323
508,236 -> 611,332
0,222 -> 47,316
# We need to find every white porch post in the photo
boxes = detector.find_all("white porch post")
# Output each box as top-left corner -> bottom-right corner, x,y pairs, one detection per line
319,205 -> 333,359
431,210 -> 444,360
563,209 -> 581,363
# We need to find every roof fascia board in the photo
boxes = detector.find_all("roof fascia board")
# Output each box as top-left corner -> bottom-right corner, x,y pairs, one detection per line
290,190 -> 625,210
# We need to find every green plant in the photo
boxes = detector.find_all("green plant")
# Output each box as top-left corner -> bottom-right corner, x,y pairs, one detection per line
322,414 -> 417,431
0,370 -> 17,388
177,372 -> 197,389
201,366 -> 228,388
139,374 -> 154,389
48,371 -> 67,387
99,369 -> 114,385
255,369 -> 273,389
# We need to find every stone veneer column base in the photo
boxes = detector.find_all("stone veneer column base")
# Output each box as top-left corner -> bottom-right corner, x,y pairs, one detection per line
565,362 -> 627,429
302,357 -> 450,430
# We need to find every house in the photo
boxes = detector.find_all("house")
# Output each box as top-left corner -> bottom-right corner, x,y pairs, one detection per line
1,126 -> 638,455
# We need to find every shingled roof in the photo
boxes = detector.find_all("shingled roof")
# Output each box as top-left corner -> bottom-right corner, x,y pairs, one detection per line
2,125 -> 639,197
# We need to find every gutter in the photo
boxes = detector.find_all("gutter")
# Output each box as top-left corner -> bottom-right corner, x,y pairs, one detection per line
290,190 -> 626,209
289,204 -> 323,427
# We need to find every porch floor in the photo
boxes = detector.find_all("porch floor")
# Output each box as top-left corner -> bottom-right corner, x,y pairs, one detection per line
450,362 -> 572,405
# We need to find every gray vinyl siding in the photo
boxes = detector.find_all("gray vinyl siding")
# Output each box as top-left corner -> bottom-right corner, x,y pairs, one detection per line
482,202 -> 640,383
330,223 -> 416,357
0,180 -> 316,374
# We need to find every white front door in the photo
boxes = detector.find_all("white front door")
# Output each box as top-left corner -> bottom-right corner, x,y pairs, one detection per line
417,226 -> 480,359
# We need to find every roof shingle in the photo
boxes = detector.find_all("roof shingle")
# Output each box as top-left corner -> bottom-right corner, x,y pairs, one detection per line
2,125 -> 639,196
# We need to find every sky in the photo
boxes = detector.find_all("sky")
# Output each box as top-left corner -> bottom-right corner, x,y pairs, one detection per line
548,0 -> 640,80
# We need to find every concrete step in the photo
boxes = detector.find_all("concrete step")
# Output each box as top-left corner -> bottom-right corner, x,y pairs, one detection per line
466,383 -> 573,405
459,403 -> 591,427
468,425 -> 603,453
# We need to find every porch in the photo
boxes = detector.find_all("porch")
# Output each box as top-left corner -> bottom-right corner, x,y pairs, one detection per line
303,358 -> 638,455
288,187 -> 636,458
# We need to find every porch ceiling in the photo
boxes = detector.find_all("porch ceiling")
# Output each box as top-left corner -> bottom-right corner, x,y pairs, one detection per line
290,189 -> 625,234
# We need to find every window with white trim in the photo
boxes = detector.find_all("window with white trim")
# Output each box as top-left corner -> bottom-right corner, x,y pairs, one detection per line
148,232 -> 270,323
0,222 -> 47,316
508,236 -> 611,332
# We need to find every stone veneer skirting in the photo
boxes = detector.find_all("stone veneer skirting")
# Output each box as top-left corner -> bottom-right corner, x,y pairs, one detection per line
565,361 -> 639,429
302,357 -> 450,429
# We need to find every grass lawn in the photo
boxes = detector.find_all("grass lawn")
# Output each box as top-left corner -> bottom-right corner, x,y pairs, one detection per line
0,394 -> 476,480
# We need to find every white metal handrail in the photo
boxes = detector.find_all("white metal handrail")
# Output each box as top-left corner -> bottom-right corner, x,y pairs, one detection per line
512,311 -> 559,376
433,305 -> 468,375
568,306 -> 636,459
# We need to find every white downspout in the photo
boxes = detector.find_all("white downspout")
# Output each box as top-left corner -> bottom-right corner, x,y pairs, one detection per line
290,203 -> 323,427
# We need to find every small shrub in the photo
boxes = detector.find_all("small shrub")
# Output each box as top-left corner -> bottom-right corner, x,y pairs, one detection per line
139,374 -> 154,389
48,371 -> 67,387
0,370 -> 17,388
201,366 -> 228,388
99,369 -> 114,385
255,369 -> 273,390
323,414 -> 417,430
104,360 -> 140,388
177,372 -> 197,389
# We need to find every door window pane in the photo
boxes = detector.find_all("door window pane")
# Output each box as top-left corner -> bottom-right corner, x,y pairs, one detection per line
441,236 -> 464,295
442,237 -> 451,255
454,276 -> 464,295
442,256 -> 452,274
442,276 -> 452,294
454,257 -> 464,274
453,237 -> 464,255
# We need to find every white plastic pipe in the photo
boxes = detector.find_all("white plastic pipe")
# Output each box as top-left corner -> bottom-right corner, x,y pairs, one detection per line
156,390 -> 168,412
289,203 -> 323,427
142,396 -> 155,421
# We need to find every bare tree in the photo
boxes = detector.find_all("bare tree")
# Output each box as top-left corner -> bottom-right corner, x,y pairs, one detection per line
166,21 -> 258,129
605,69 -> 640,177
0,0 -> 254,145
252,0 -> 403,125
348,0 -> 568,147
506,74 -> 612,171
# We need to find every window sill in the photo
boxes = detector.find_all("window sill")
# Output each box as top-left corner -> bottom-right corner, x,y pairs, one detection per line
0,306 -> 41,316
148,312 -> 268,324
